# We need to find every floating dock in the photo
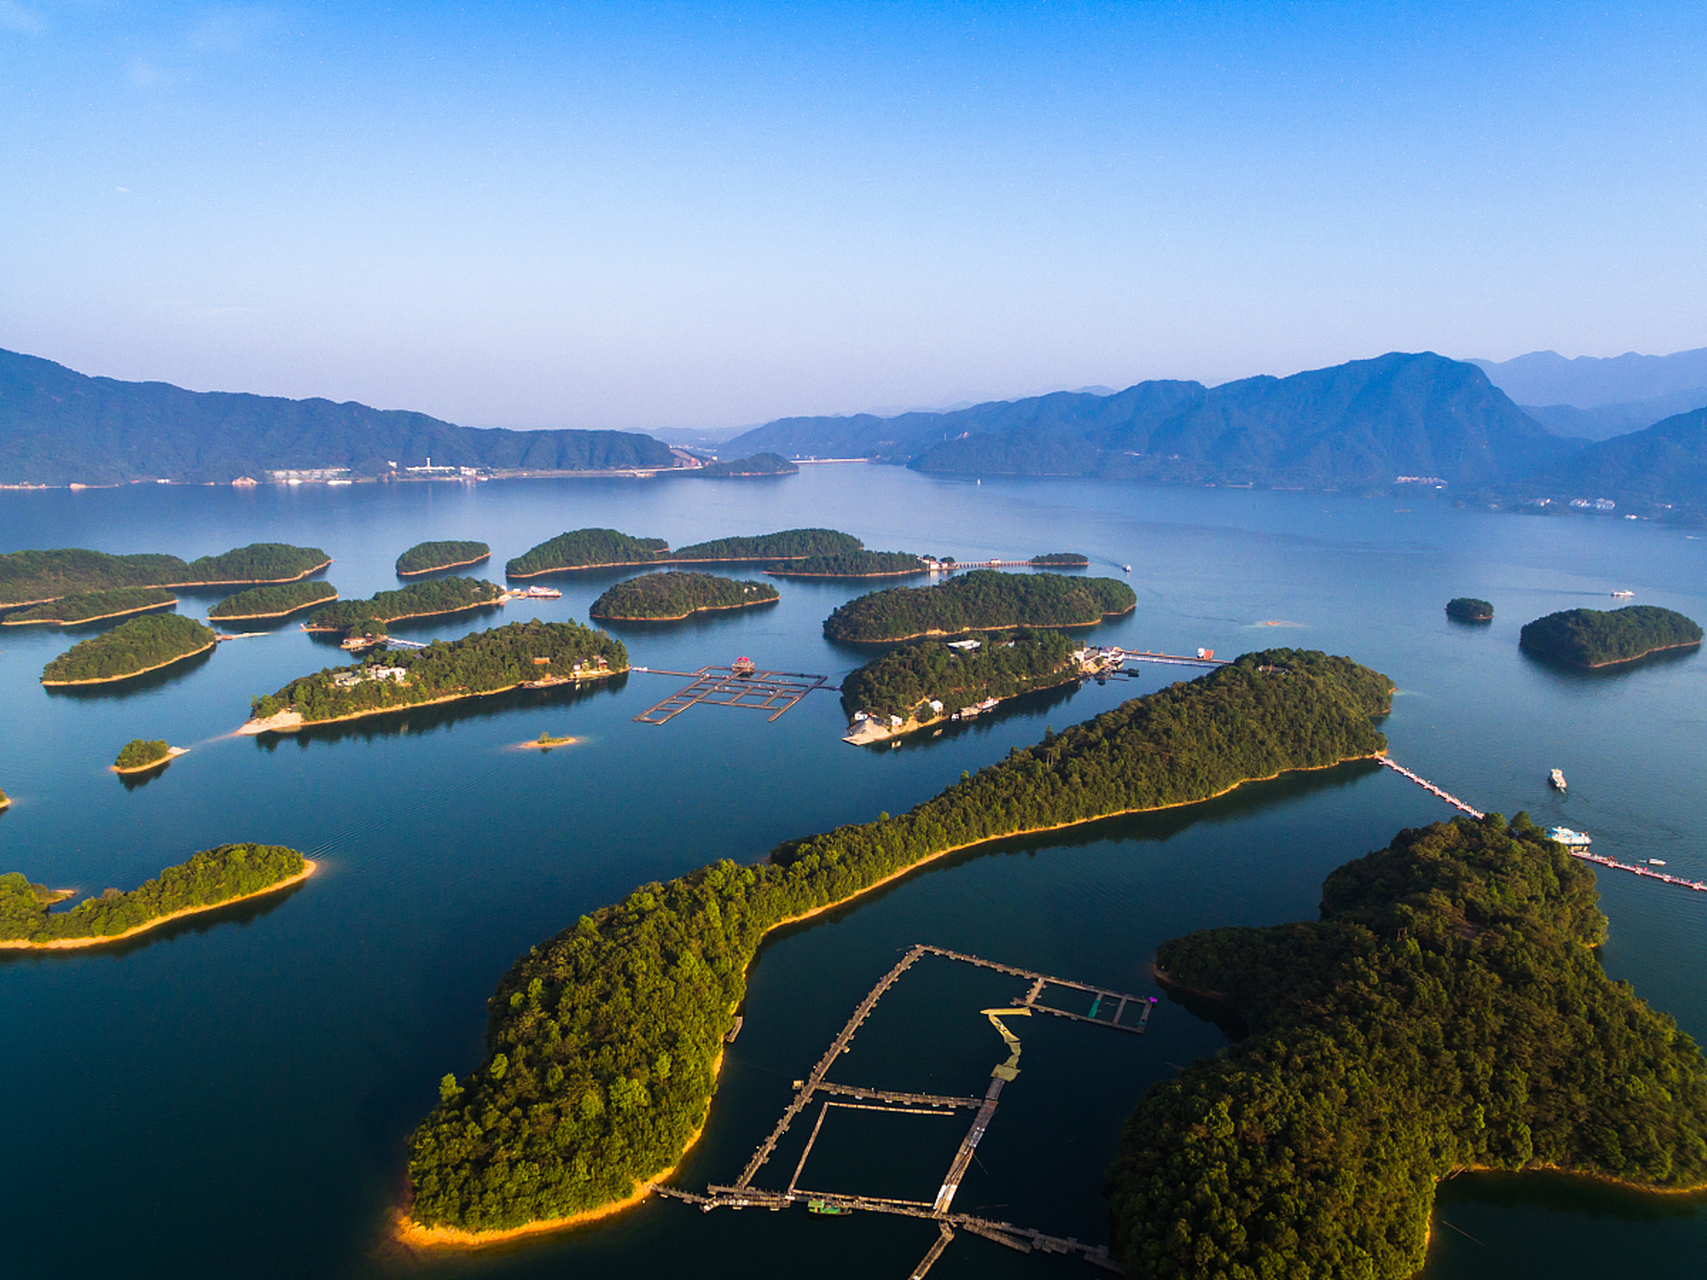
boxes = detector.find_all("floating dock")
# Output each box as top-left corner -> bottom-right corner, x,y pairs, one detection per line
631,665 -> 832,724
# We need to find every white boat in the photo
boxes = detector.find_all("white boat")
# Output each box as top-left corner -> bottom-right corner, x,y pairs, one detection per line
1649,859 -> 1668,866
1546,826 -> 1592,846
1611,590 -> 1634,598
1549,768 -> 1566,790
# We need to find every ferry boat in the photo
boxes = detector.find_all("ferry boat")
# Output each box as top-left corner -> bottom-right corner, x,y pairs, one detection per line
522,585 -> 563,599
1611,589 -> 1634,598
1545,826 -> 1592,846
1549,768 -> 1566,791
1648,859 -> 1668,866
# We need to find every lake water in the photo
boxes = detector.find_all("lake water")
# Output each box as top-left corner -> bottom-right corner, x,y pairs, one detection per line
0,468 -> 1702,1280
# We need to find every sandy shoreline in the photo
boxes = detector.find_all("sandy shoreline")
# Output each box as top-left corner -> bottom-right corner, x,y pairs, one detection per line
3,598 -> 179,627
397,554 -> 491,578
110,746 -> 189,775
211,591 -> 339,621
1522,638 -> 1703,669
299,597 -> 503,632
42,639 -> 217,686
591,597 -> 777,622
237,667 -> 626,735
0,859 -> 317,951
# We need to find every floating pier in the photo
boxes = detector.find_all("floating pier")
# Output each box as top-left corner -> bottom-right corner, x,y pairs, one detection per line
1110,647 -> 1230,669
631,665 -> 832,725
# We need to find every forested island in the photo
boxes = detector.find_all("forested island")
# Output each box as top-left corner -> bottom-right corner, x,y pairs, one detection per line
41,614 -> 218,685
668,528 -> 861,563
841,629 -> 1082,725
690,453 -> 798,477
0,844 -> 312,948
397,540 -> 492,576
823,569 -> 1136,643
1108,813 -> 1707,1279
0,542 -> 330,607
303,577 -> 504,634
506,529 -> 670,577
209,581 -> 339,620
113,739 -> 179,773
401,649 -> 1393,1240
1029,552 -> 1090,566
768,550 -> 929,579
1519,604 -> 1703,667
244,620 -> 627,731
2,586 -> 178,626
588,572 -> 778,621
1446,596 -> 1494,621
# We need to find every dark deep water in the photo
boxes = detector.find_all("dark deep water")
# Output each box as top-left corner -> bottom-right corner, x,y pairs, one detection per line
0,468 -> 1702,1279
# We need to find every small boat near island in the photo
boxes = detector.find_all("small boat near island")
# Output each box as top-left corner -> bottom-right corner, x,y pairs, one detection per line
1649,859 -> 1668,866
1550,768 -> 1566,791
520,585 -> 562,599
1611,590 -> 1634,598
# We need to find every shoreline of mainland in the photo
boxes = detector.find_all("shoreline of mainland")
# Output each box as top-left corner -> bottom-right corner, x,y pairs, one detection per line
0,859 -> 317,951
41,638 -> 218,687
237,667 -> 627,735
397,554 -> 491,578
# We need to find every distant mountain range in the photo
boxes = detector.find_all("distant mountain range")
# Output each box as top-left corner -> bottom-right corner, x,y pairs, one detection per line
0,348 -> 675,485
1518,407 -> 1707,510
1471,347 -> 1707,442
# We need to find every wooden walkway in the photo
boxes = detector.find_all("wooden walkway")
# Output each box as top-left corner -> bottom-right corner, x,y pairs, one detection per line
1111,647 -> 1229,669
631,665 -> 832,725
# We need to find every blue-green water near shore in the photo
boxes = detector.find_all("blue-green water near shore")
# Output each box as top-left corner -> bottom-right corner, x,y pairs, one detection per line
0,468 -> 1702,1279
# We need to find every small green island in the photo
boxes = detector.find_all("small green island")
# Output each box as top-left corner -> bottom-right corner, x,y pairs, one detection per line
397,540 -> 492,577
1108,812 -> 1707,1279
1446,596 -> 1494,621
208,580 -> 339,621
506,529 -> 672,577
1028,552 -> 1091,566
0,844 -> 312,949
768,550 -> 930,579
588,572 -> 779,621
242,619 -> 627,733
113,739 -> 182,774
302,577 -> 504,634
2,586 -> 179,627
823,568 -> 1136,643
0,542 -> 330,607
690,452 -> 798,477
1519,604 -> 1703,667
41,614 -> 218,686
400,649 -> 1392,1242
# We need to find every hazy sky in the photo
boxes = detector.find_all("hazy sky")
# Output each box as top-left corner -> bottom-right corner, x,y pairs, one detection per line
2,2 -> 1703,431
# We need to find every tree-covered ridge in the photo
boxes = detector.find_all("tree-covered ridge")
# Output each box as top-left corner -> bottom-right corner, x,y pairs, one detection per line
176,543 -> 331,583
397,540 -> 491,576
303,577 -> 503,633
506,530 -> 670,577
768,550 -> 928,578
824,569 -> 1136,642
403,650 -> 1392,1233
114,739 -> 171,770
41,614 -> 217,685
840,630 -> 1081,720
209,581 -> 339,619
668,528 -> 862,562
588,572 -> 778,620
0,844 -> 306,944
3,586 -> 177,625
692,453 -> 798,477
249,619 -> 627,724
1107,814 -> 1707,1280
0,543 -> 329,606
1519,604 -> 1702,667
1030,552 -> 1090,566
1447,596 -> 1494,620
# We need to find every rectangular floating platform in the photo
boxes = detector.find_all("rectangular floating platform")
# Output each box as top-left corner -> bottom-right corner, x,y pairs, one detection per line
632,665 -> 831,725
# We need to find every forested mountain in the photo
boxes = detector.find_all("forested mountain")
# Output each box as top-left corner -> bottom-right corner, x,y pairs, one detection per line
0,348 -> 675,484
1517,408 -> 1707,510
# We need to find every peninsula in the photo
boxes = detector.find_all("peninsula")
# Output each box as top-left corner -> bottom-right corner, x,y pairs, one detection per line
41,614 -> 217,686
302,577 -> 504,634
588,572 -> 778,621
112,739 -> 184,774
1446,596 -> 1494,621
0,844 -> 313,949
241,619 -> 626,732
2,586 -> 178,626
1109,813 -> 1707,1279
0,542 -> 330,607
397,540 -> 492,577
209,581 -> 339,621
401,649 -> 1393,1240
1519,604 -> 1702,667
823,569 -> 1136,643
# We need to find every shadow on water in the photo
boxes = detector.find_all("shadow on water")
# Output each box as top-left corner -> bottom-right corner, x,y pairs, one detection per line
1436,1168 -> 1707,1225
250,674 -> 630,751
1445,614 -> 1495,630
116,759 -> 174,790
1160,981 -> 1250,1042
41,645 -> 216,700
1518,643 -> 1701,684
0,878 -> 309,967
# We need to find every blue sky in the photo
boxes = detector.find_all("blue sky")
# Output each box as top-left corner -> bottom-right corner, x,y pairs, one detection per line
2,2 -> 1703,431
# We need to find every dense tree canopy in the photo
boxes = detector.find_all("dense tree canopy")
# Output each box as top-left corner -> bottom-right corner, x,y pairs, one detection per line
1519,604 -> 1702,667
588,572 -> 778,620
3,587 -> 177,625
404,650 -> 1392,1233
303,577 -> 502,633
1107,814 -> 1707,1279
824,569 -> 1136,642
690,453 -> 798,477
668,528 -> 861,562
114,739 -> 171,770
1029,552 -> 1090,566
1446,596 -> 1494,621
840,629 -> 1081,720
208,581 -> 338,619
397,540 -> 491,576
0,543 -> 329,606
768,550 -> 928,579
41,614 -> 217,685
506,530 -> 670,577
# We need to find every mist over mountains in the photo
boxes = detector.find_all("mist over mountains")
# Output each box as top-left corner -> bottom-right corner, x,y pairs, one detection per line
1472,347 -> 1707,443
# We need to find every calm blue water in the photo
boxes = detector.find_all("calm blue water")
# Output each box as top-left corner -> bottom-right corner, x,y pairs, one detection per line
0,469 -> 1702,1279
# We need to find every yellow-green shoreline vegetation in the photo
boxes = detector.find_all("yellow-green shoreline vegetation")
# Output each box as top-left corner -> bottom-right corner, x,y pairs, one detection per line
768,550 -> 929,579
1108,814 -> 1707,1280
0,542 -> 330,607
245,619 -> 627,730
518,732 -> 577,750
0,844 -> 311,948
41,614 -> 217,686
398,540 -> 492,577
1519,604 -> 1702,668
113,739 -> 180,773
303,577 -> 504,634
208,580 -> 339,620
841,629 -> 1083,725
2,586 -> 178,626
506,529 -> 671,577
401,649 -> 1392,1237
666,527 -> 860,563
824,568 -> 1136,643
1446,596 -> 1494,621
588,572 -> 778,621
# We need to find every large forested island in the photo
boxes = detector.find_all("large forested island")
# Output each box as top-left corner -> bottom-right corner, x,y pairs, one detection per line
397,540 -> 492,576
1108,813 -> 1707,1279
401,649 -> 1393,1240
41,614 -> 217,685
588,572 -> 778,621
667,528 -> 860,562
823,569 -> 1135,643
1519,604 -> 1702,667
0,542 -> 331,607
841,629 -> 1082,722
244,619 -> 627,730
506,529 -> 671,577
0,844 -> 312,949
2,586 -> 178,626
302,577 -> 504,634
209,580 -> 339,620
768,550 -> 929,579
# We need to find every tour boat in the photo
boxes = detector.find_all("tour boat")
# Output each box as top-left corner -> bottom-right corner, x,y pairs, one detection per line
1611,590 -> 1634,598
1549,768 -> 1566,790
1545,826 -> 1592,846
1649,859 -> 1668,866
